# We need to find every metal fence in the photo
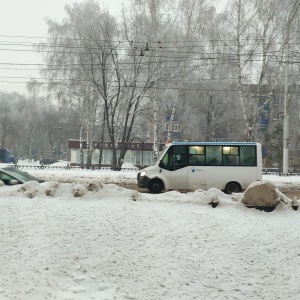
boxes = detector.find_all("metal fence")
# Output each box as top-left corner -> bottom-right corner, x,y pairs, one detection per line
262,168 -> 300,176
13,165 -> 139,172
10,165 -> 300,175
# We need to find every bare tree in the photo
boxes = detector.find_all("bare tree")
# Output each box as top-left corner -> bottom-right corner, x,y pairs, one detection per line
37,1 -> 106,168
221,0 -> 260,140
76,6 -> 156,168
126,0 -> 178,159
0,93 -> 14,148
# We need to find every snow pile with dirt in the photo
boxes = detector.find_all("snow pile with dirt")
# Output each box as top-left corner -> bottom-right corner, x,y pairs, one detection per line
1,169 -> 300,299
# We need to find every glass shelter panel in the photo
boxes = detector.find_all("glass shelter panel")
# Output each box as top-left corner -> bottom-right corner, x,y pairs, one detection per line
102,149 -> 112,165
92,149 -> 100,164
143,151 -> 153,166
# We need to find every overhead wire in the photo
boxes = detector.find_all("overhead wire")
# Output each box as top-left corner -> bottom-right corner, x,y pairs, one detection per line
0,39 -> 291,49
0,80 -> 297,96
0,35 -> 299,92
0,35 -> 290,68
1,33 -> 300,43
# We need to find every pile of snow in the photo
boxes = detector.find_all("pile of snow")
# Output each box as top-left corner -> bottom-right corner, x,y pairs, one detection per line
1,172 -> 300,299
242,180 -> 299,211
49,160 -> 70,167
242,180 -> 281,207
121,162 -> 139,169
16,159 -> 41,166
44,181 -> 60,196
17,181 -> 40,198
71,179 -> 103,197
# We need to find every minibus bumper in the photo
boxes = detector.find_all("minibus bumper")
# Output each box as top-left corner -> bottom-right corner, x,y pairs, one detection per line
137,175 -> 151,188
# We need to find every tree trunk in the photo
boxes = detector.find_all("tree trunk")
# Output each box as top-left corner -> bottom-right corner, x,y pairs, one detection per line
79,123 -> 84,168
153,86 -> 160,159
98,111 -> 106,168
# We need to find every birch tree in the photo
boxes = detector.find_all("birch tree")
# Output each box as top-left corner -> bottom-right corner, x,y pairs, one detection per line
0,93 -> 15,148
127,0 -> 177,159
221,0 -> 294,142
38,1 -> 108,168
248,0 -> 287,141
221,0 -> 259,140
74,3 -> 155,168
18,94 -> 43,159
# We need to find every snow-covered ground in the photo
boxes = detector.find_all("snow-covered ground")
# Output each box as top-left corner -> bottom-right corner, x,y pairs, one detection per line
1,163 -> 300,299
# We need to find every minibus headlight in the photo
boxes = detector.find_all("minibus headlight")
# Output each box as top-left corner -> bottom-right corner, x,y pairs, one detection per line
140,171 -> 146,177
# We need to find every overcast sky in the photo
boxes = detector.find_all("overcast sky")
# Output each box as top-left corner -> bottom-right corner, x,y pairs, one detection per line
0,0 -> 123,95
0,0 -> 225,96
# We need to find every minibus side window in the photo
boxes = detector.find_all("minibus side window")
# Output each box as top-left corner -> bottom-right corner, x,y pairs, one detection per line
189,146 -> 205,166
240,146 -> 256,166
160,145 -> 187,170
223,146 -> 239,166
172,145 -> 187,170
206,146 -> 222,165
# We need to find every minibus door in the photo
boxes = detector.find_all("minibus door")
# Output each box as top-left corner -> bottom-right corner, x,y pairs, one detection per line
188,166 -> 207,190
159,145 -> 189,190
160,165 -> 189,190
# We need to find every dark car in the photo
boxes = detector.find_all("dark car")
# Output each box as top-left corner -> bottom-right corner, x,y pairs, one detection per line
40,158 -> 57,165
0,167 -> 44,185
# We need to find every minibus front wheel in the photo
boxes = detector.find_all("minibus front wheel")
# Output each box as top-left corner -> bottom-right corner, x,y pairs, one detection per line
148,179 -> 164,193
224,181 -> 241,194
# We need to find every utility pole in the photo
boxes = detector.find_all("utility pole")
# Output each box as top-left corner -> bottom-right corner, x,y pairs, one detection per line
140,41 -> 161,161
283,30 -> 290,174
152,42 -> 162,160
283,0 -> 300,174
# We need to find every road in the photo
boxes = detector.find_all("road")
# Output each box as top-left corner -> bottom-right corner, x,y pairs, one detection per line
117,182 -> 300,200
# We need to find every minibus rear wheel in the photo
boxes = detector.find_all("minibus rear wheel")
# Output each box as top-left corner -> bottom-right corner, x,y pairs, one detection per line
224,181 -> 241,194
148,179 -> 164,193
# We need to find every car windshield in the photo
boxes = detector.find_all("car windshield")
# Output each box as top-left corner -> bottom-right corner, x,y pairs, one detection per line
2,167 -> 42,182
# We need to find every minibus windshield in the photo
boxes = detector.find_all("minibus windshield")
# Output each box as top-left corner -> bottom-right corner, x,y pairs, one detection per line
154,145 -> 169,165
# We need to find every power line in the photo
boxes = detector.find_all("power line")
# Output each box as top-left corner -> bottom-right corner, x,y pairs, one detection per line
1,33 -> 300,43
0,39 -> 293,49
0,45 -> 284,57
0,38 -> 286,60
0,79 -> 299,95
0,53 -> 297,67
0,39 -> 299,93
0,73 -> 298,83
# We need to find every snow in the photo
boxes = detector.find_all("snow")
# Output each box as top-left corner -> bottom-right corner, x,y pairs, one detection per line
50,160 -> 70,167
121,162 -> 139,170
1,169 -> 300,299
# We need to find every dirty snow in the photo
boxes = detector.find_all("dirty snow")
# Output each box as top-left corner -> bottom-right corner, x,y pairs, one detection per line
1,165 -> 300,299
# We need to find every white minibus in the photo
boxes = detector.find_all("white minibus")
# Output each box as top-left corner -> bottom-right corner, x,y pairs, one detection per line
137,141 -> 262,194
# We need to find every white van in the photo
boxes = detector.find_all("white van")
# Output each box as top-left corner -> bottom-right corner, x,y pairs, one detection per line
137,141 -> 262,193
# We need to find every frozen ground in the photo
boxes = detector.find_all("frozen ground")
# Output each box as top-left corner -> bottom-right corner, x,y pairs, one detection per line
0,163 -> 300,299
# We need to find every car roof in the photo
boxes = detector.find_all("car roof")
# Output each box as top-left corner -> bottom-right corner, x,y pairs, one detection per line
0,166 -> 43,183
